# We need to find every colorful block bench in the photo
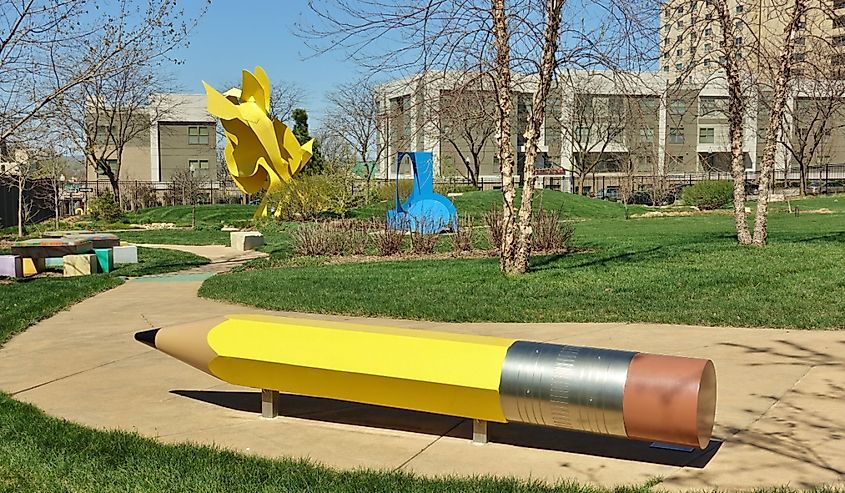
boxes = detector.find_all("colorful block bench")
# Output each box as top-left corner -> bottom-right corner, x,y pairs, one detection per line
94,248 -> 114,273
65,233 -> 120,249
0,255 -> 23,278
64,254 -> 100,277
11,238 -> 94,258
42,230 -> 94,238
112,245 -> 138,264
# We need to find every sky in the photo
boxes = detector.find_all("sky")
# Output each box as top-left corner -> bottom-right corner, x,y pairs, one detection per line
168,0 -> 365,128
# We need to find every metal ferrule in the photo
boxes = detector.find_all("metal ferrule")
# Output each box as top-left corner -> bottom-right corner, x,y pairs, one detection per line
498,341 -> 635,437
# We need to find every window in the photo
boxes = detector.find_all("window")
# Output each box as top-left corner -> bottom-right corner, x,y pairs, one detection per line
675,62 -> 684,70
677,48 -> 684,56
188,159 -> 209,171
669,127 -> 685,144
835,35 -> 845,46
664,51 -> 670,59
639,97 -> 659,112
795,36 -> 806,45
704,42 -> 712,52
664,65 -> 670,72
793,52 -> 805,62
835,15 -> 845,28
735,36 -> 743,45
670,99 -> 686,114
188,125 -> 209,145
699,127 -> 715,143
735,20 -> 743,30
676,5 -> 684,14
704,27 -> 712,37
576,127 -> 591,145
677,20 -> 685,28
639,128 -> 655,143
700,96 -> 726,116
705,12 -> 712,19
836,0 -> 845,9
703,58 -> 711,67
665,24 -> 672,32
609,128 -> 625,144
97,159 -> 117,177
677,34 -> 684,43
736,4 -> 744,13
737,51 -> 743,60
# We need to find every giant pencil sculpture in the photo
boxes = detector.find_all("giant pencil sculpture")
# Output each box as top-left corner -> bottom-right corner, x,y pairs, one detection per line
135,314 -> 716,448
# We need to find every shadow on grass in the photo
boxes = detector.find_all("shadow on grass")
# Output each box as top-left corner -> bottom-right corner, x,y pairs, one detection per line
549,246 -> 664,271
172,389 -> 721,468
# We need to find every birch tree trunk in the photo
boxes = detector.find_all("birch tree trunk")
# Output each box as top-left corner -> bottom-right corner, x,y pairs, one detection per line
490,0 -> 518,273
714,0 -> 752,245
513,0 -> 564,274
17,173 -> 25,238
752,0 -> 804,245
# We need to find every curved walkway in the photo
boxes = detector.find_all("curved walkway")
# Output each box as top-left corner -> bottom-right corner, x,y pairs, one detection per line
0,245 -> 843,491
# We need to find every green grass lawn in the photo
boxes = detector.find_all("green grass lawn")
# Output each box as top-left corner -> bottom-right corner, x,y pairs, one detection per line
0,393 -> 664,493
201,194 -> 845,329
350,189 -> 647,221
123,203 -> 257,226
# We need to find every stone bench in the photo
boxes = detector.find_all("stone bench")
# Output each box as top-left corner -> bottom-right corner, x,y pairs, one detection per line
11,238 -> 93,259
230,231 -> 264,251
65,233 -> 120,249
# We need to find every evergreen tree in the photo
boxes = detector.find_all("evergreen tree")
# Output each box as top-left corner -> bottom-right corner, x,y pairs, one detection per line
291,108 -> 326,174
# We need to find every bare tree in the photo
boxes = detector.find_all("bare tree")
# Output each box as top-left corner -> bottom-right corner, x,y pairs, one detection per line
271,81 -> 308,122
563,91 -> 627,195
57,59 -> 175,204
780,60 -> 845,196
749,0 -> 808,245
0,0 -> 207,145
432,78 -> 497,186
324,79 -> 387,198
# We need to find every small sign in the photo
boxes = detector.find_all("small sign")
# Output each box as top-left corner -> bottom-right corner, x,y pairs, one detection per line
536,167 -> 566,176
78,187 -> 93,192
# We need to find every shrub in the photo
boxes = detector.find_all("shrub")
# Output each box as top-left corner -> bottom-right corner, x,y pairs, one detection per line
292,222 -> 332,256
337,220 -> 370,255
292,220 -> 372,256
88,192 -> 123,223
374,179 -> 415,203
372,218 -> 405,256
484,206 -> 503,251
682,180 -> 734,210
532,208 -> 575,252
270,174 -> 360,220
451,215 -> 474,252
410,219 -> 439,254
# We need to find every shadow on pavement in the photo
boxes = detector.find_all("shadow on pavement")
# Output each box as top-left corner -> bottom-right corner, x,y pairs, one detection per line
172,389 -> 721,468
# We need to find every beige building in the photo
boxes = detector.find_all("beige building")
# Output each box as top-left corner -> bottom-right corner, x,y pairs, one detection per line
377,70 -> 845,195
86,93 -> 217,185
660,0 -> 842,80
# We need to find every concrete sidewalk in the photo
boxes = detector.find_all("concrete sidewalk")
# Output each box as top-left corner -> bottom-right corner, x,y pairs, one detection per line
0,248 -> 843,490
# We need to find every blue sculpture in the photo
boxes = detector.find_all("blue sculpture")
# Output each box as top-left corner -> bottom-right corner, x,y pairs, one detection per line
386,152 -> 458,233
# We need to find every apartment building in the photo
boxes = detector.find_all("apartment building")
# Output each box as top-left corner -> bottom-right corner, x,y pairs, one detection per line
660,0 -> 843,80
86,93 -> 216,186
376,70 -> 845,194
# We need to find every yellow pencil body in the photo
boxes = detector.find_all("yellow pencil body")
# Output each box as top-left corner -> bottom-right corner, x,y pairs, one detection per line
207,315 -> 514,422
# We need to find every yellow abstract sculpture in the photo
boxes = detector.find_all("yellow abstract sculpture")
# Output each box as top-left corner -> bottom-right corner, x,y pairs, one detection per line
203,66 -> 313,218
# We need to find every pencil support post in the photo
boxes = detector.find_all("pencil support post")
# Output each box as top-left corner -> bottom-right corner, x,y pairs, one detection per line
261,389 -> 281,418
472,419 -> 488,445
